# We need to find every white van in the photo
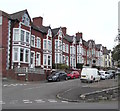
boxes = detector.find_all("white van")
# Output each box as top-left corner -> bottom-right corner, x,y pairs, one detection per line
80,68 -> 100,83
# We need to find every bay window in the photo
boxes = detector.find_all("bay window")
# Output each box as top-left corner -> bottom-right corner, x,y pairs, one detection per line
37,37 -> 41,48
20,48 -> 24,62
21,30 -> 25,42
13,48 -> 18,61
26,32 -> 30,43
31,35 -> 35,47
25,50 -> 29,62
36,53 -> 41,66
13,29 -> 19,41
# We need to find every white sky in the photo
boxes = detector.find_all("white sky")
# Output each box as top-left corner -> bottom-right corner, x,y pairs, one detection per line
0,0 -> 119,50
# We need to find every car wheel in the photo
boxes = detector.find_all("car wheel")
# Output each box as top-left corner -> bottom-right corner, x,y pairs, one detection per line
73,76 -> 76,79
57,78 -> 60,82
65,77 -> 68,80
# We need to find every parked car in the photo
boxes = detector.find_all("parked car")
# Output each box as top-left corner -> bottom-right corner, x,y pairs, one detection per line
47,71 -> 68,82
99,70 -> 111,79
80,68 -> 101,83
107,70 -> 116,79
67,71 -> 80,79
99,71 -> 106,80
116,68 -> 120,75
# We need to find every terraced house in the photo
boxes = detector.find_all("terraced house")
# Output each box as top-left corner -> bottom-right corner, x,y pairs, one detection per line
0,9 -> 113,80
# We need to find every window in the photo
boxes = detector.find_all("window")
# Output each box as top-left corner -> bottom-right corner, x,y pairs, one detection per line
77,45 -> 79,54
14,48 -> 18,61
66,44 -> 69,53
31,35 -> 35,47
31,52 -> 35,65
36,53 -> 40,66
59,54 -> 61,63
25,50 -> 29,62
37,37 -> 41,48
48,40 -> 51,51
55,53 -> 58,63
21,30 -> 25,42
70,46 -> 72,54
63,55 -> 65,63
43,39 -> 47,49
48,56 -> 51,65
63,43 -> 65,52
77,56 -> 79,63
20,48 -> 24,62
48,29 -> 52,37
44,55 -> 47,65
55,40 -> 58,49
0,16 -> 2,25
66,56 -> 69,66
59,41 -> 62,50
70,57 -> 72,66
14,29 -> 19,41
26,32 -> 30,43
22,13 -> 30,26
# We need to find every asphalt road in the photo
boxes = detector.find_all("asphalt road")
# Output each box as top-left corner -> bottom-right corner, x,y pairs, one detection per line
2,77 -> 119,109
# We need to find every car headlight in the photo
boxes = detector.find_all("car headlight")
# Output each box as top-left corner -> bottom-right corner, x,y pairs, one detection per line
52,76 -> 57,78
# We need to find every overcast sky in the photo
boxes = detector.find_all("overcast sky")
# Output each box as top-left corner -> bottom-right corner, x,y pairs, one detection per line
0,0 -> 119,50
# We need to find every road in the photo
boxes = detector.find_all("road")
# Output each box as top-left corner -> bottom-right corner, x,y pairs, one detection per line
2,78 -> 119,109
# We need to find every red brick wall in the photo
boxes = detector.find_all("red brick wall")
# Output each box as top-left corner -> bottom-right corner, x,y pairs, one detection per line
2,15 -> 9,77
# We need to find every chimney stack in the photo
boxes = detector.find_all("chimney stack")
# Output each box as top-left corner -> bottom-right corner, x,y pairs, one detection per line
62,27 -> 67,35
33,16 -> 43,27
76,32 -> 82,39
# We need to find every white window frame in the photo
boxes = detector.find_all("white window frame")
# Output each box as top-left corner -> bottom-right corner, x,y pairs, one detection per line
22,13 -> 30,26
31,35 -> 35,47
31,51 -> 35,67
0,16 -> 2,25
25,49 -> 29,63
36,37 -> 41,49
66,44 -> 69,53
48,55 -> 51,66
43,54 -> 47,65
55,40 -> 58,49
20,48 -> 24,62
26,31 -> 30,43
48,40 -> 52,51
36,52 -> 41,66
63,43 -> 65,52
13,28 -> 19,41
63,55 -> 65,64
55,53 -> 58,63
66,56 -> 69,66
13,48 -> 18,61
43,39 -> 47,49
21,30 -> 25,42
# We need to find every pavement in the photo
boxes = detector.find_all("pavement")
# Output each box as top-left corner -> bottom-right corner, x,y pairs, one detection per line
57,77 -> 119,102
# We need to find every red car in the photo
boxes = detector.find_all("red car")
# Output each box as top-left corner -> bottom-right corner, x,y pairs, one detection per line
67,71 -> 80,79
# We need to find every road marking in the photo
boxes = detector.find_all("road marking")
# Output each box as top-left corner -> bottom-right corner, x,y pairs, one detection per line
34,99 -> 45,103
3,83 -> 27,87
48,99 -> 57,103
23,100 -> 32,104
0,101 -> 5,104
61,101 -> 69,103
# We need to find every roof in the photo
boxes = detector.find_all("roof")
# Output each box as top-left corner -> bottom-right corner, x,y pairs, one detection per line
64,34 -> 74,43
52,27 -> 60,37
10,9 -> 30,21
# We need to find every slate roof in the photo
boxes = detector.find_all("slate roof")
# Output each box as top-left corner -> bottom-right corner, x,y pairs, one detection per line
52,27 -> 60,37
10,9 -> 27,21
64,34 -> 74,43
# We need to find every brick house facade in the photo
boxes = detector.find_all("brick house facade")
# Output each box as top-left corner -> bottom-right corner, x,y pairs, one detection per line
0,9 -> 113,80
